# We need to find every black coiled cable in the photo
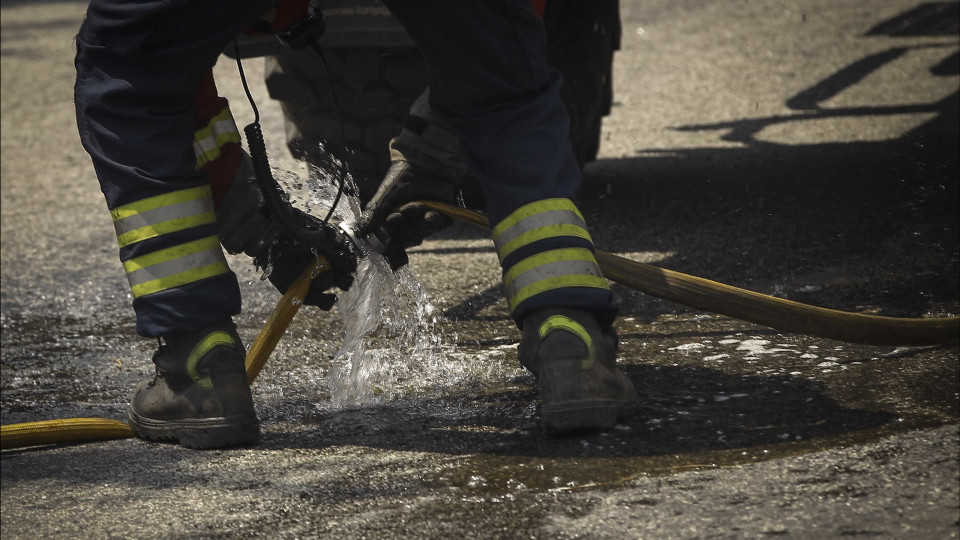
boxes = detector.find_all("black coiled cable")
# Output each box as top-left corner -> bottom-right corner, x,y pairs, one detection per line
232,38 -> 347,249
243,121 -> 333,246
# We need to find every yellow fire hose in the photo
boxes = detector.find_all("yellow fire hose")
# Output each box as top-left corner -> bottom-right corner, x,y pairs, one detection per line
0,418 -> 135,450
1,259 -> 324,451
419,201 -> 959,346
2,202 -> 957,450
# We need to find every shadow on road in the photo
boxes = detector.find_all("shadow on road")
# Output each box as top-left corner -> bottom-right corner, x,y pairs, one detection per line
582,93 -> 958,319
577,7 -> 958,322
257,363 -> 895,462
436,4 -> 959,325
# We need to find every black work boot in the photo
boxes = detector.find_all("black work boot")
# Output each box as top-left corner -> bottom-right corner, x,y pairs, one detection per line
127,320 -> 260,449
518,307 -> 639,434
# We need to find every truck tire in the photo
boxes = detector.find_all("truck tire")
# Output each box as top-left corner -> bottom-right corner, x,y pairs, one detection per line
544,0 -> 620,166
265,46 -> 428,201
264,0 -> 620,202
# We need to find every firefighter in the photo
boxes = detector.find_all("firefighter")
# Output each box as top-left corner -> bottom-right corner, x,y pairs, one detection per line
74,0 -> 638,449
74,0 -> 358,449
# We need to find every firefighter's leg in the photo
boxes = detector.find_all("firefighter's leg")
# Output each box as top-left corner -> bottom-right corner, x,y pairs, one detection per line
389,89 -> 470,181
74,0 -> 273,447
75,0 -> 275,336
380,0 -> 639,432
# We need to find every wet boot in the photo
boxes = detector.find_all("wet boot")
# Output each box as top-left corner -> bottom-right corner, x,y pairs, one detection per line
518,307 -> 639,434
127,320 -> 260,449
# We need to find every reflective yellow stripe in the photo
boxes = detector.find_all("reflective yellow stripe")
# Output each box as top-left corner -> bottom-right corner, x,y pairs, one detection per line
123,236 -> 222,273
503,248 -> 598,287
492,198 -> 584,239
539,315 -> 594,369
492,200 -> 593,262
193,107 -> 241,168
113,197 -> 214,242
111,186 -> 211,222
124,236 -> 230,298
112,186 -> 217,248
508,274 -> 610,312
497,224 -> 594,262
193,108 -> 238,144
129,261 -> 230,299
186,331 -> 236,390
540,315 -> 592,346
116,212 -> 217,248
503,248 -> 607,308
194,129 -> 242,168
505,259 -> 606,305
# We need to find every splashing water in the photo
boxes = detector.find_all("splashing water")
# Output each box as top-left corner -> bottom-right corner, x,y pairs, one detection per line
295,159 -> 462,407
328,252 -> 459,407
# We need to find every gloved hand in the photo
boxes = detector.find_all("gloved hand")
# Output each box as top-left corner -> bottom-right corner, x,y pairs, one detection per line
218,153 -> 357,309
255,207 -> 357,309
360,160 -> 459,269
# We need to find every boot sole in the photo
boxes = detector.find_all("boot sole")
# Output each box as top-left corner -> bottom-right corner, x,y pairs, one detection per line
542,398 -> 639,435
127,409 -> 260,449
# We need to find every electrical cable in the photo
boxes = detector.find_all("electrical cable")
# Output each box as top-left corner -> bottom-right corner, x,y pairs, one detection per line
307,40 -> 348,224
231,39 -> 347,244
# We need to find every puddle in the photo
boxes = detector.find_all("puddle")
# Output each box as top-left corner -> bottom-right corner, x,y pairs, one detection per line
428,419 -> 945,496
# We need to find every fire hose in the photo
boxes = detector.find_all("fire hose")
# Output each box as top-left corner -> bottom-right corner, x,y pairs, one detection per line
2,203 -> 957,450
1,259 -> 323,450
420,201 -> 959,347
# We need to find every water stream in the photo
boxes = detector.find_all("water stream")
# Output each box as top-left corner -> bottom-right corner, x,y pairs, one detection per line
299,162 -> 463,408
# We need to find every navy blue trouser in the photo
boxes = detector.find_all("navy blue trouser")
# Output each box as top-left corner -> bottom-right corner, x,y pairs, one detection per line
380,0 -> 616,324
76,0 -> 615,337
75,0 -> 274,337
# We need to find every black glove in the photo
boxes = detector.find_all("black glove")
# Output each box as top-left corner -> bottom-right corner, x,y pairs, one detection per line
360,160 -> 458,269
218,154 -> 357,308
255,207 -> 356,309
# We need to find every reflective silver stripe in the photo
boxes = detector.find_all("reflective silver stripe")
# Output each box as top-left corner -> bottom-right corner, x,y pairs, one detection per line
506,258 -> 604,294
502,248 -> 609,309
492,200 -> 593,262
493,209 -> 587,254
193,108 -> 241,167
505,260 -> 606,309
194,137 -> 218,159
113,197 -> 214,239
122,236 -> 231,298
125,245 -> 226,289
492,199 -> 584,238
195,119 -> 240,153
210,118 -> 237,139
111,186 -> 217,248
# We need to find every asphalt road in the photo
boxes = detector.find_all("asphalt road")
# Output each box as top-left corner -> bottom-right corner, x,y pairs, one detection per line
2,1 -> 958,538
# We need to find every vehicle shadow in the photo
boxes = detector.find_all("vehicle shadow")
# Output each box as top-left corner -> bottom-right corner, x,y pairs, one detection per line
438,89 -> 959,323
590,0 -> 958,319
434,4 -> 960,323
584,90 -> 957,323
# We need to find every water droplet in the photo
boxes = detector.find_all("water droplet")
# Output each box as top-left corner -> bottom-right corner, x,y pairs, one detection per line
467,475 -> 488,488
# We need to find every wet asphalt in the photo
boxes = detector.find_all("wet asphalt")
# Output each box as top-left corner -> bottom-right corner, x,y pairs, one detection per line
2,0 -> 958,538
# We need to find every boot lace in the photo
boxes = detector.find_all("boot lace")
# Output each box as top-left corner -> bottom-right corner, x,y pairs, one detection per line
148,337 -> 170,385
